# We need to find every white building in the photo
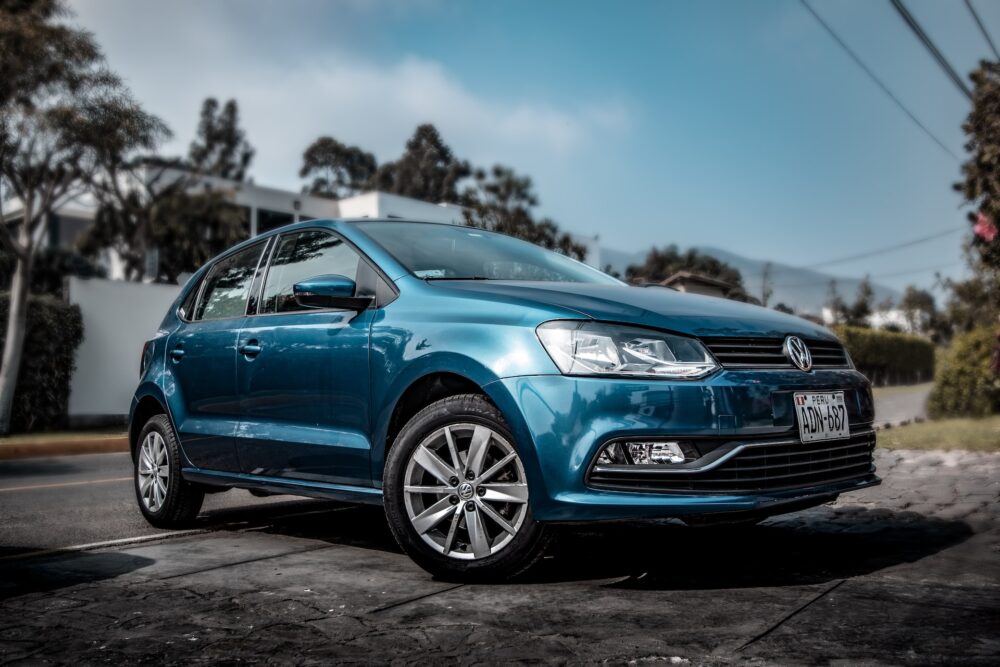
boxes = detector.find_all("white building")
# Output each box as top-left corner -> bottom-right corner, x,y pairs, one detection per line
9,167 -> 601,279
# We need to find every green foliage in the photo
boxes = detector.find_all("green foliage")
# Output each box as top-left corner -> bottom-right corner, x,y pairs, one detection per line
928,326 -> 1000,418
826,278 -> 874,326
188,98 -> 254,181
832,325 -> 935,385
299,123 -> 586,260
82,185 -> 248,284
0,292 -> 83,432
943,271 -> 1000,333
0,0 -> 102,108
625,245 -> 747,299
369,123 -> 471,204
462,164 -> 587,261
299,136 -> 376,199
0,246 -> 106,294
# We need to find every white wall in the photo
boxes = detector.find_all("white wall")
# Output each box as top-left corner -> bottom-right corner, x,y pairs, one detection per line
67,277 -> 181,419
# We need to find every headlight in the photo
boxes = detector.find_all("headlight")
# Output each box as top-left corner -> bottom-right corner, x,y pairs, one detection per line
536,321 -> 719,379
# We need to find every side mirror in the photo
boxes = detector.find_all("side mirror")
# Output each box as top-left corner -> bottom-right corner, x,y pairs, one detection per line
293,274 -> 373,311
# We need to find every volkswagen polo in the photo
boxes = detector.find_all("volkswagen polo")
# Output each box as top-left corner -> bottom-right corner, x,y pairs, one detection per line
130,219 -> 878,580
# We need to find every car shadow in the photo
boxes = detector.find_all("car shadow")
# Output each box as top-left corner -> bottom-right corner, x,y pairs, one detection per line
249,503 -> 973,589
532,508 -> 975,589
0,551 -> 156,600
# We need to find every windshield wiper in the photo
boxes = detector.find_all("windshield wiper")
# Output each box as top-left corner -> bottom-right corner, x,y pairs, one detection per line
423,276 -> 490,281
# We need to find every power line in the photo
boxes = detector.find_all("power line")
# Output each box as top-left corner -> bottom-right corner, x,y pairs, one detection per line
771,261 -> 963,288
890,0 -> 973,100
742,226 -> 964,278
809,226 -> 963,268
799,0 -> 960,161
965,0 -> 1000,61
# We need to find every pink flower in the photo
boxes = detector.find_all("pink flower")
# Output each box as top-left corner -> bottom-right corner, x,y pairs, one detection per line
974,212 -> 998,242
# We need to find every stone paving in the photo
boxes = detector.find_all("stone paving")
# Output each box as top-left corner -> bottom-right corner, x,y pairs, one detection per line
0,448 -> 998,665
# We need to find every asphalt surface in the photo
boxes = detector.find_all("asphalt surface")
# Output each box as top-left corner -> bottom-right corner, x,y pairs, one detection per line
0,453 -> 325,556
0,449 -> 997,665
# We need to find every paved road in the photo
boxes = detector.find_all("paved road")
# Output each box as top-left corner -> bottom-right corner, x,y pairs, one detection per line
0,449 -> 997,664
0,453 -> 328,556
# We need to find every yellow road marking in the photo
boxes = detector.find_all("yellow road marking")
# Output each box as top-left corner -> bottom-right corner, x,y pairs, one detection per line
0,476 -> 132,493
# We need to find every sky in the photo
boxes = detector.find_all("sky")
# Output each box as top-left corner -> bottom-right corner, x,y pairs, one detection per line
68,0 -> 999,297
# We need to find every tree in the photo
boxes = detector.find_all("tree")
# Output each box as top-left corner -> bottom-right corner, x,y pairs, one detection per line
0,0 -> 100,108
899,285 -> 936,333
0,245 -> 105,295
0,0 -> 162,433
759,261 -> 774,307
462,164 -> 587,260
82,179 -> 248,284
370,123 -> 470,204
299,136 -> 376,199
950,60 -> 1000,331
626,245 -> 747,299
826,280 -> 847,324
846,276 -> 874,326
83,94 -> 259,283
188,98 -> 254,181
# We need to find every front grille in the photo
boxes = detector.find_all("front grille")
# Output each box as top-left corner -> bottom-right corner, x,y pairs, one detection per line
588,429 -> 876,495
702,337 -> 850,369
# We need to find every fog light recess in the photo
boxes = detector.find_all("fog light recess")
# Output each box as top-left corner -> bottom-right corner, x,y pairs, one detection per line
596,441 -> 699,466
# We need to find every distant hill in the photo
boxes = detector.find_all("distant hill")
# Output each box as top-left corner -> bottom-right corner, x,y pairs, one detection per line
599,245 -> 900,316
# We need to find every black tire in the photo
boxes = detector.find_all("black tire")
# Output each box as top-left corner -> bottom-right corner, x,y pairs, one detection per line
134,414 -> 204,528
384,394 -> 550,582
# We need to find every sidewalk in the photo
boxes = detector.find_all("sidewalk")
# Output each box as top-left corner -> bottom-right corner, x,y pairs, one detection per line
0,431 -> 128,460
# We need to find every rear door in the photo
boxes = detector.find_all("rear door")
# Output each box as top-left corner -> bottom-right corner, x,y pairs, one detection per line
167,240 -> 269,472
235,229 -> 375,486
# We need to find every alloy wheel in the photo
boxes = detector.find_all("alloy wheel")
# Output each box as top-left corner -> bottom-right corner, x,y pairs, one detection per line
402,423 -> 529,560
137,431 -> 170,512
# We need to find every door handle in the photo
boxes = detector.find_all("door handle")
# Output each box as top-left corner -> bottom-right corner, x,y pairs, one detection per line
239,341 -> 262,357
169,347 -> 185,361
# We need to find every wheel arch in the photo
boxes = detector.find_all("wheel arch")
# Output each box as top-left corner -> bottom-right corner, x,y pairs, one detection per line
128,385 -> 175,461
371,367 -> 546,500
381,371 -> 487,464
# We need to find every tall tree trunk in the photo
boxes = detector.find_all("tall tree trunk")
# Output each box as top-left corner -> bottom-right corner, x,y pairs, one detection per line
0,221 -> 33,435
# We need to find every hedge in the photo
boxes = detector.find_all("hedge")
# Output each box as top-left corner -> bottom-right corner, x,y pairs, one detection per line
0,293 -> 84,432
928,326 -> 1000,418
832,325 -> 935,386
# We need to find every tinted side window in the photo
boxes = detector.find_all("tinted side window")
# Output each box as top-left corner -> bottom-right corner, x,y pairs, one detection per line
260,231 -> 360,314
194,243 -> 266,321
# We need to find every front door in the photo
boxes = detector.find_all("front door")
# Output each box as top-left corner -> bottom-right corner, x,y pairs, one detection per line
236,229 -> 373,486
168,240 -> 268,472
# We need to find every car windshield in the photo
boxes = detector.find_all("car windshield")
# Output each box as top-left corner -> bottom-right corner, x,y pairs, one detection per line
352,221 -> 622,284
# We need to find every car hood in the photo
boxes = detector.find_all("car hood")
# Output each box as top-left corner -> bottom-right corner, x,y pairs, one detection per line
432,281 -> 837,340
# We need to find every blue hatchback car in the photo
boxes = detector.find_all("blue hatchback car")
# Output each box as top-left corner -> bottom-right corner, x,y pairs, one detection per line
130,219 -> 878,580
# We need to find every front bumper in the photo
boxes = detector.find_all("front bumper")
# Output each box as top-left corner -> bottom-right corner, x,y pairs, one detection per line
488,369 -> 877,522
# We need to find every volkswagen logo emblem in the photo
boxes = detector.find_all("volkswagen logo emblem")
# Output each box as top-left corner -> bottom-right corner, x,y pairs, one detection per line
784,335 -> 812,372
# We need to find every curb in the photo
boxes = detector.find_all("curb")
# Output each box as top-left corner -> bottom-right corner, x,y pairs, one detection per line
0,436 -> 129,461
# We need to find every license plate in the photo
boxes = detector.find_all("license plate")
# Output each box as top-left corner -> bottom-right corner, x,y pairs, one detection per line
794,391 -> 850,442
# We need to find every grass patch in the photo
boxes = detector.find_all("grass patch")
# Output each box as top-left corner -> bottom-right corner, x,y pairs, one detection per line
872,382 -> 934,399
879,415 -> 1000,452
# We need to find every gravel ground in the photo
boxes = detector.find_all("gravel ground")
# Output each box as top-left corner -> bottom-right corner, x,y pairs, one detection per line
0,448 -> 997,665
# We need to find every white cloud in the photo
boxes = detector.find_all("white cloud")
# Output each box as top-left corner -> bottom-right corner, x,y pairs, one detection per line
69,1 -> 632,191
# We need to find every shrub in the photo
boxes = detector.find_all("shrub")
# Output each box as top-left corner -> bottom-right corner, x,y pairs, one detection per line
0,293 -> 84,432
832,325 -> 935,385
928,326 -> 1000,418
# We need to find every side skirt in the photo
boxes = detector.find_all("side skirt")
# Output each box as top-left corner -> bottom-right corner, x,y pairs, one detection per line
182,468 -> 385,506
